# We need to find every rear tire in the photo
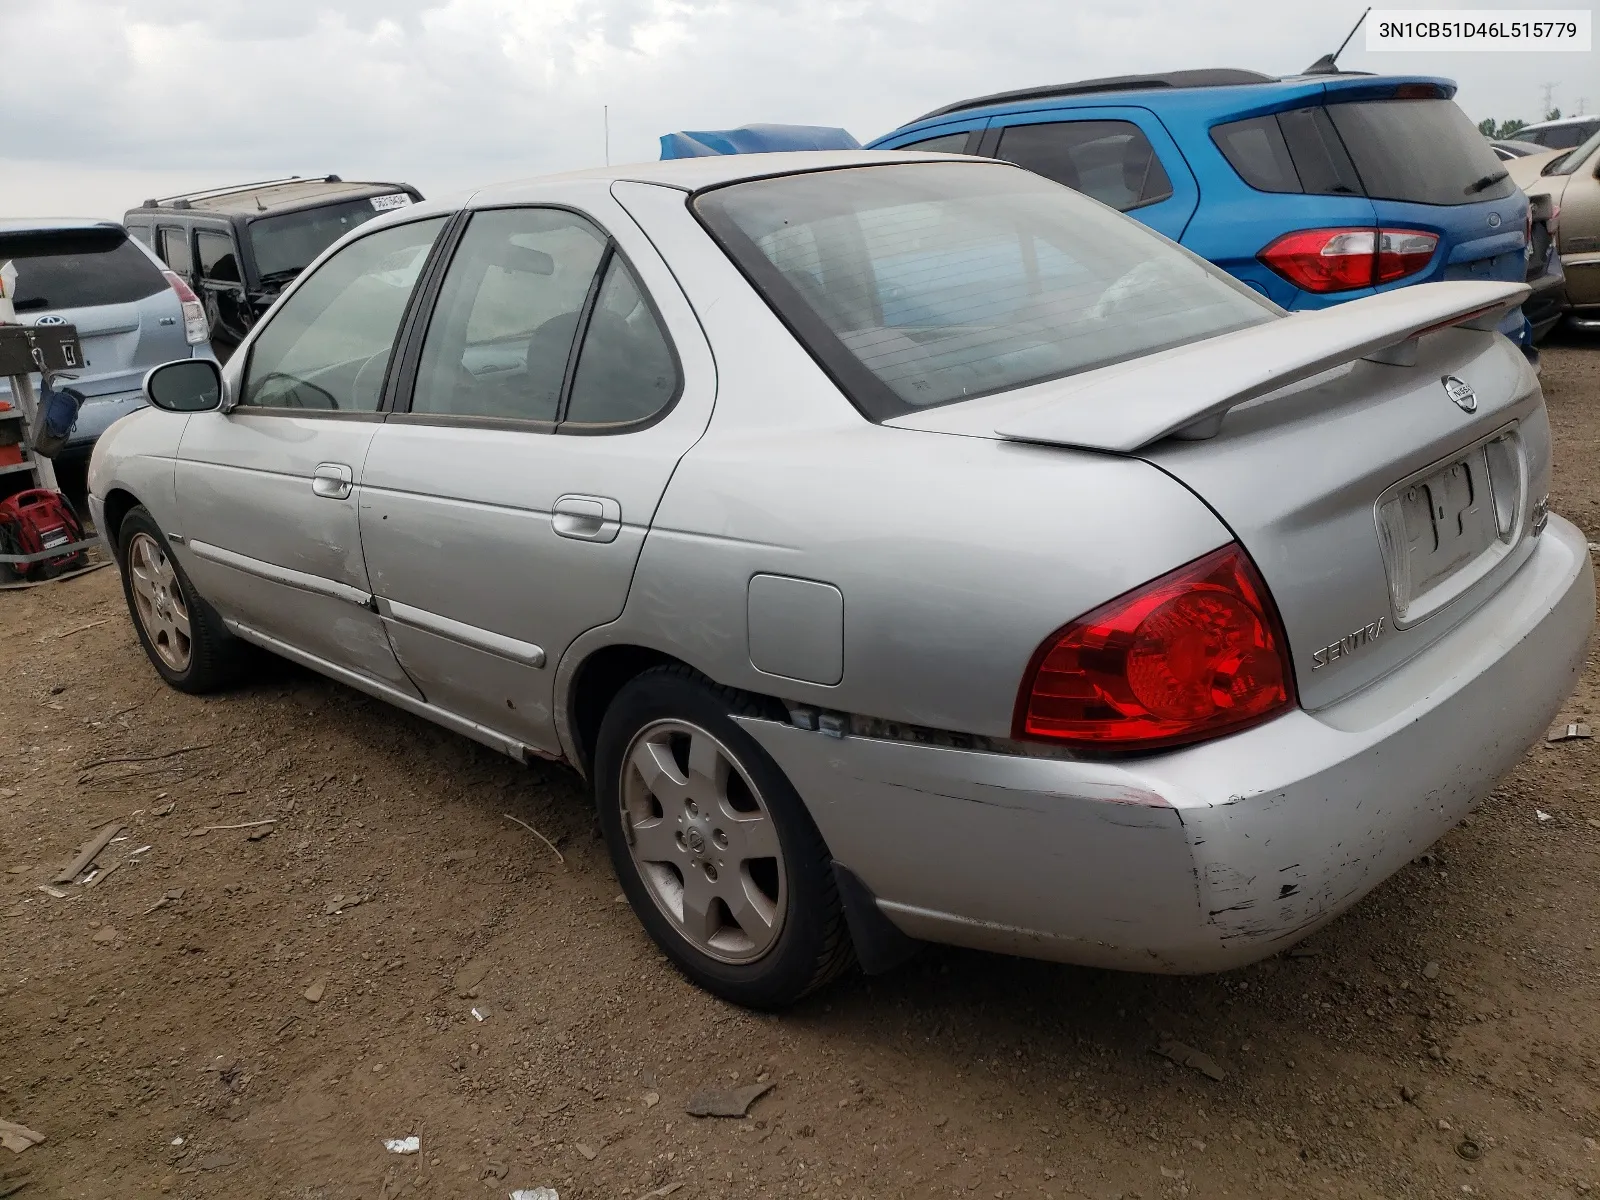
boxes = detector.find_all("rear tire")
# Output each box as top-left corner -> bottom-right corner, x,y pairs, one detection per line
594,665 -> 853,1008
117,505 -> 246,693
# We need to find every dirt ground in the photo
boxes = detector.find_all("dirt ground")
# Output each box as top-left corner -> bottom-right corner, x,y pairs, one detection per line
3,335 -> 1600,1200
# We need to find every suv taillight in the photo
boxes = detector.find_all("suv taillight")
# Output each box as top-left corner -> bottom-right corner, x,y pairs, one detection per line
161,270 -> 209,346
1259,227 -> 1439,293
1015,544 -> 1296,752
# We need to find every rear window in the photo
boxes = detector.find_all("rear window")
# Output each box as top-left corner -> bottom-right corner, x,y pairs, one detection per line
0,228 -> 168,312
248,194 -> 411,283
694,162 -> 1272,421
1326,98 -> 1516,205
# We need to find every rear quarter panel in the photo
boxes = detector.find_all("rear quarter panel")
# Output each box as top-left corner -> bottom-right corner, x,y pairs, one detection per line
575,181 -> 1234,740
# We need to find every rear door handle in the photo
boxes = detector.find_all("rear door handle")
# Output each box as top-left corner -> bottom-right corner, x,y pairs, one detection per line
312,462 -> 353,500
552,494 -> 621,543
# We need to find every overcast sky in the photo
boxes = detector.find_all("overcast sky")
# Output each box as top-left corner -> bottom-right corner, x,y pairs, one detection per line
1,0 -> 1593,219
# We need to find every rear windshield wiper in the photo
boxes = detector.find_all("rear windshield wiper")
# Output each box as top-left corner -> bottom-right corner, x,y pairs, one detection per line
1465,170 -> 1509,195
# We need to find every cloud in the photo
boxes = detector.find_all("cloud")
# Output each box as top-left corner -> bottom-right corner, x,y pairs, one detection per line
0,0 -> 1590,218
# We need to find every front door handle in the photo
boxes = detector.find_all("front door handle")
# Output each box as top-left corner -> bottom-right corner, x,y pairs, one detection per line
552,494 -> 621,543
312,462 -> 353,500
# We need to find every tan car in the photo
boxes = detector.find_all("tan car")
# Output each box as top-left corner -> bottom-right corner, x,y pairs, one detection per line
1510,132 -> 1600,322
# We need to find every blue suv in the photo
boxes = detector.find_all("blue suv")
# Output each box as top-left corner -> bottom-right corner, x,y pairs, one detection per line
870,69 -> 1535,349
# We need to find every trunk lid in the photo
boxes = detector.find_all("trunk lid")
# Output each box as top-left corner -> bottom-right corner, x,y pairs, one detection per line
1138,329 -> 1544,708
888,282 -> 1547,709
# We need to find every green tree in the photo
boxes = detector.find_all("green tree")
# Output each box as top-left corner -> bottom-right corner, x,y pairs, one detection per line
1545,106 -> 1562,122
1478,117 -> 1497,136
1498,118 -> 1527,138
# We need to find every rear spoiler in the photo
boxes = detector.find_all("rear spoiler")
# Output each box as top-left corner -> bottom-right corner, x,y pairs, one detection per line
994,281 -> 1529,453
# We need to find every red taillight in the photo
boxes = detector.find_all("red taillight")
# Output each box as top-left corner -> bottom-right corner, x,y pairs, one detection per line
162,270 -> 210,346
1375,229 -> 1438,283
1259,227 -> 1439,293
1015,544 -> 1296,752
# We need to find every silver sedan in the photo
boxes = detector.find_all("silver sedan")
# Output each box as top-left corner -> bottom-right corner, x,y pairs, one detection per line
88,151 -> 1593,1008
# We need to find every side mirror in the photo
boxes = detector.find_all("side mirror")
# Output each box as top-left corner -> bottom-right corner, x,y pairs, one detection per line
143,358 -> 223,413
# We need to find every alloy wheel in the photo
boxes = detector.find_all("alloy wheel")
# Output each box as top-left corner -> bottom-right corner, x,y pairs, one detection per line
619,719 -> 788,964
127,532 -> 192,672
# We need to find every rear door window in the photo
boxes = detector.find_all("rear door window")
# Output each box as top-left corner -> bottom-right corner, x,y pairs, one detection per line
564,255 -> 681,427
410,208 -> 608,423
995,120 -> 1174,211
0,228 -> 169,311
159,226 -> 193,276
196,230 -> 241,283
897,132 -> 975,154
1325,98 -> 1516,205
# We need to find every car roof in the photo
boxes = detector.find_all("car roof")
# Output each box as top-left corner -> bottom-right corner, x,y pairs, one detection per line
0,218 -> 127,236
885,71 -> 1459,139
1521,115 -> 1598,131
132,177 -> 413,218
1493,138 -> 1547,153
466,149 -> 970,205
907,68 -> 1277,124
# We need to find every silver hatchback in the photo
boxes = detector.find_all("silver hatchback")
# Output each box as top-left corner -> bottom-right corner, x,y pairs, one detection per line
88,152 -> 1592,1008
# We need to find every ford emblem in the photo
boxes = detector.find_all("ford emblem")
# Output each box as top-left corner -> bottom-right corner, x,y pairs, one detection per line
1442,375 -> 1477,413
1487,212 -> 1502,228
34,314 -> 65,325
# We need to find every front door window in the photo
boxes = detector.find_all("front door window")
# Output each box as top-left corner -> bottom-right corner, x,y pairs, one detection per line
240,216 -> 446,411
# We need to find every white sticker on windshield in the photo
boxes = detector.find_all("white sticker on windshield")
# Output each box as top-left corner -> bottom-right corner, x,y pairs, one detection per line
370,193 -> 413,212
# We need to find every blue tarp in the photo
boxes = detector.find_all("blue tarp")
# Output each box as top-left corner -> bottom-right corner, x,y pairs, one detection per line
659,124 -> 860,160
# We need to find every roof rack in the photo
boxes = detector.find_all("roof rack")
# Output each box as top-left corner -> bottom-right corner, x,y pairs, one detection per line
907,69 -> 1276,125
141,174 -> 344,210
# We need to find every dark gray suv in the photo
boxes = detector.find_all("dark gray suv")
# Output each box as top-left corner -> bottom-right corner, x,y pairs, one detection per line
125,175 -> 423,359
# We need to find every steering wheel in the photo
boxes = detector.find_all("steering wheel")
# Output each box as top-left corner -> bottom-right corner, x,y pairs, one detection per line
249,371 -> 340,410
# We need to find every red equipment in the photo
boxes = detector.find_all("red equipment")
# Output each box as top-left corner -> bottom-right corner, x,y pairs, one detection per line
0,488 -> 87,580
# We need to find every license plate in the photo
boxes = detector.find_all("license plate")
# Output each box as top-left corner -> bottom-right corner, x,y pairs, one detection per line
1376,435 -> 1520,623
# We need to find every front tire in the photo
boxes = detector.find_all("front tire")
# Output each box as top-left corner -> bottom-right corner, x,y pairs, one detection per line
594,666 -> 853,1008
117,505 -> 245,693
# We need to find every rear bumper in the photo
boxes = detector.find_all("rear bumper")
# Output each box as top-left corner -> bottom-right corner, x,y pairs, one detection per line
738,515 -> 1593,973
1524,252 -> 1569,340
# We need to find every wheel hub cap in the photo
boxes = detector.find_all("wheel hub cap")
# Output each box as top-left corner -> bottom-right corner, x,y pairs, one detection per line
127,532 -> 192,672
619,719 -> 788,965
